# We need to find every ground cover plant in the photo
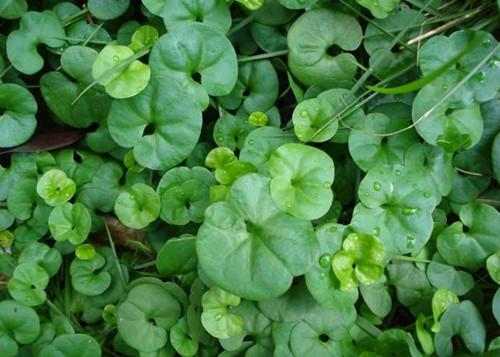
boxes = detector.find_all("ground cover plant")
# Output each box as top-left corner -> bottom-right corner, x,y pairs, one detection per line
0,0 -> 499,356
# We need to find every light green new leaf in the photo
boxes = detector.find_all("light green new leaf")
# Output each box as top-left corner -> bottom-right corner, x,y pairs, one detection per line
292,97 -> 336,143
114,183 -> 161,229
0,83 -> 37,148
201,287 -> 244,339
48,202 -> 91,245
36,169 -> 76,207
356,0 -> 400,19
92,45 -> 150,99
6,10 -> 65,74
431,288 -> 459,333
268,143 -> 335,220
197,173 -> 318,300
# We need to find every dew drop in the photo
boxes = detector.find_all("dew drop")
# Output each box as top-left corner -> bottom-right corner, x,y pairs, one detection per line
373,182 -> 382,191
395,169 -> 401,176
424,192 -> 431,198
403,207 -> 418,216
319,272 -> 326,279
248,139 -> 255,145
285,202 -> 292,209
330,226 -> 337,233
216,136 -> 224,141
406,235 -> 415,249
482,39 -> 492,48
372,227 -> 380,236
319,253 -> 331,268
323,181 -> 330,189
112,55 -> 120,62
442,84 -> 449,91
300,110 -> 309,118
215,313 -> 223,320
474,71 -> 485,83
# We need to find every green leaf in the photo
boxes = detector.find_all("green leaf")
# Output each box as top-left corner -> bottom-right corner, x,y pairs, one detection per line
157,167 -> 215,225
353,164 -> 440,256
39,333 -> 101,357
348,111 -> 418,172
92,44 -> 151,99
356,0 -> 400,19
70,253 -> 112,296
6,10 -> 65,74
0,0 -> 27,19
218,60 -> 279,113
36,169 -> 76,207
0,83 -> 37,148
487,251 -> 500,284
288,9 -> 362,86
412,72 -> 483,152
434,300 -> 486,356
197,173 -> 318,300
436,202 -> 500,270
150,23 -> 238,110
292,97 -> 337,143
162,0 -> 231,33
268,143 -> 335,220
8,262 -> 49,306
114,183 -> 161,229
129,25 -> 159,52
87,0 -> 130,20
431,288 -> 459,333
0,300 -> 40,357
170,316 -> 199,357
156,235 -> 197,275
117,283 -> 181,352
201,287 -> 244,339
426,257 -> 474,296
18,241 -> 62,277
48,202 -> 91,245
108,76 -> 203,171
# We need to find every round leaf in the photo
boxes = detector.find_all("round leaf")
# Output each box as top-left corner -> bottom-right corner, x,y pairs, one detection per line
48,202 -> 91,245
8,262 -> 49,306
114,183 -> 161,229
39,333 -> 101,357
162,0 -> 231,33
268,143 -> 334,220
197,173 -> 318,300
0,300 -> 40,357
70,253 -> 112,296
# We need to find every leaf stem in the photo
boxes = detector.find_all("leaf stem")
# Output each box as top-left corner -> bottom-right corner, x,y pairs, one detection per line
356,316 -> 382,338
238,50 -> 288,63
132,260 -> 156,270
62,7 -> 90,27
227,13 -> 258,37
0,64 -> 13,79
104,221 -> 128,287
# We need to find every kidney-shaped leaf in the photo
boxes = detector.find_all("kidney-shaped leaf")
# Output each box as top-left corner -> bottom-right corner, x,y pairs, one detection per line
6,10 -> 65,74
114,183 -> 161,229
8,262 -> 49,306
287,9 -> 362,86
39,333 -> 101,357
201,286 -> 244,339
70,253 -> 112,296
353,164 -> 440,256
150,23 -> 238,110
48,202 -> 91,245
117,283 -> 181,352
0,83 -> 37,149
0,300 -> 40,357
108,76 -> 203,171
163,0 -> 231,33
268,143 -> 335,220
197,173 -> 318,300
436,202 -> 500,270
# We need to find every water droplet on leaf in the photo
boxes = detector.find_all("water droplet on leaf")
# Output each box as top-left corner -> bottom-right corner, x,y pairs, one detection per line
323,181 -> 330,189
406,235 -> 415,249
424,192 -> 431,198
112,55 -> 120,62
395,170 -> 401,176
215,313 -> 223,320
372,227 -> 380,235
373,182 -> 382,191
403,207 -> 418,216
300,110 -> 308,117
319,253 -> 331,268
